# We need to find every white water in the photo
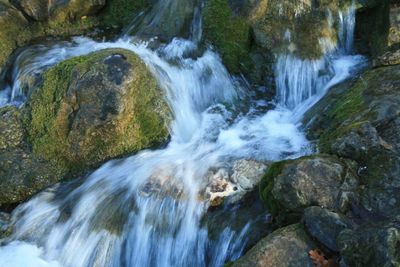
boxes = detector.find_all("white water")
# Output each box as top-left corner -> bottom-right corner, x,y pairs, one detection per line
0,3 -> 366,267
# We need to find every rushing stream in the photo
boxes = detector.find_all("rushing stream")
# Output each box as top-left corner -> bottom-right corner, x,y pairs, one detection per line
0,2 -> 366,267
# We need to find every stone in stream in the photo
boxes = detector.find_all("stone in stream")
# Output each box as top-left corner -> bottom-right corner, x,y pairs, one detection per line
0,48 -> 171,208
259,155 -> 359,224
204,159 -> 268,207
232,224 -> 315,267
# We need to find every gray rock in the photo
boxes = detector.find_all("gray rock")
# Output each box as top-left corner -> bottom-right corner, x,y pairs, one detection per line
303,206 -> 352,252
260,155 -> 352,224
232,224 -> 315,267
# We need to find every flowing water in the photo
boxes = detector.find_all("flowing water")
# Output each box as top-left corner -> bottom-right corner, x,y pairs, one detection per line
0,2 -> 366,267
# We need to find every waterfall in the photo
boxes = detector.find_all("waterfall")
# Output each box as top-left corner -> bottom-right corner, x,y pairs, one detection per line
275,1 -> 361,111
0,2 -> 366,267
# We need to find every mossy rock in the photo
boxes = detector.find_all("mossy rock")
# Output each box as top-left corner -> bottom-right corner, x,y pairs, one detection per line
203,0 -> 252,74
26,48 -> 171,176
259,155 -> 355,224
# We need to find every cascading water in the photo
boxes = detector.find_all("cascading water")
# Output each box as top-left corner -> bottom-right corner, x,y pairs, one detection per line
0,2 -> 366,267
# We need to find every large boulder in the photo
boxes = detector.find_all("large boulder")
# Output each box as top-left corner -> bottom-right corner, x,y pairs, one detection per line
232,224 -> 315,267
26,48 -> 170,176
259,155 -> 358,224
338,220 -> 400,267
0,48 -> 170,208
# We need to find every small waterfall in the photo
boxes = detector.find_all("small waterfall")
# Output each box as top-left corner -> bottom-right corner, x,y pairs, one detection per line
0,2 -> 367,267
338,1 -> 356,54
276,2 -> 360,111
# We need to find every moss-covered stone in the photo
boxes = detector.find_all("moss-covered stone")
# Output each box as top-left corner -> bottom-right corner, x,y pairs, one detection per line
259,155 -> 355,224
203,0 -> 252,74
26,48 -> 170,176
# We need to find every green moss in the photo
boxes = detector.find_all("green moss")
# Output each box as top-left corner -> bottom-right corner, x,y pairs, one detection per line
259,161 -> 287,216
26,49 -> 169,176
203,0 -> 251,74
101,0 -> 150,29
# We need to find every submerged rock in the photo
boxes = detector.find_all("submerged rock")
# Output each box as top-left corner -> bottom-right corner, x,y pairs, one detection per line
232,224 -> 315,267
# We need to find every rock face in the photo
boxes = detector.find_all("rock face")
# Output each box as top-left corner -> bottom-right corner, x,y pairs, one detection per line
298,62 -> 400,266
259,155 -> 358,223
306,65 -> 400,219
0,48 -> 170,208
338,220 -> 400,267
232,224 -> 315,267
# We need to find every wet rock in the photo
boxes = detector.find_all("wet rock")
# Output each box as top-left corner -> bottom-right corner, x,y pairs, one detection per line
26,48 -> 171,176
0,49 -> 171,208
232,224 -> 315,267
0,147 -> 65,208
303,206 -> 352,252
338,220 -> 400,267
259,155 -> 357,224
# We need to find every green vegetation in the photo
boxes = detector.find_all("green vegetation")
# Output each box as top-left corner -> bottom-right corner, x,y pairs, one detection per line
203,0 -> 251,74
